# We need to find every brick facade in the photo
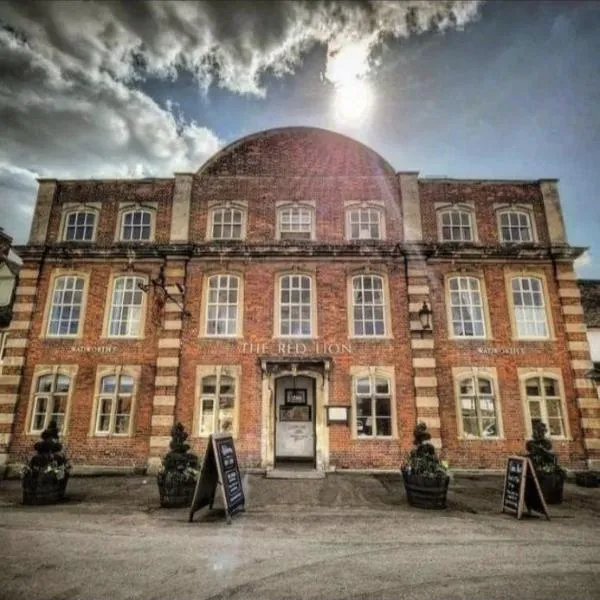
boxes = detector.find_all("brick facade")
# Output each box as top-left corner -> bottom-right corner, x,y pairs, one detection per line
4,127 -> 599,473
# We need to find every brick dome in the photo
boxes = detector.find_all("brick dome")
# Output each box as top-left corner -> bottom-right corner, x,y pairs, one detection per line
197,127 -> 396,177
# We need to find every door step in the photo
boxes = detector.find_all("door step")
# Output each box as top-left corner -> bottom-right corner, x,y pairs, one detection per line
266,469 -> 325,480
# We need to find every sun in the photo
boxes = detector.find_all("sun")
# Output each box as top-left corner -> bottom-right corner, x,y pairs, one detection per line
333,79 -> 374,124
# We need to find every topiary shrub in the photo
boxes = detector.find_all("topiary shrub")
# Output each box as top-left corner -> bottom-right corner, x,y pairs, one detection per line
22,420 -> 71,505
157,422 -> 199,508
403,422 -> 449,477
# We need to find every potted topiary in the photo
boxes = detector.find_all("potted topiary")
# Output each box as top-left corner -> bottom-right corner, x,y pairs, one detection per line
401,422 -> 450,509
157,422 -> 199,508
22,420 -> 71,505
526,421 -> 566,505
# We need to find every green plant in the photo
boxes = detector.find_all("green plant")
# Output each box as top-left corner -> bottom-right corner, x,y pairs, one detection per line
22,420 -> 71,481
526,421 -> 566,476
402,422 -> 448,478
158,423 -> 199,482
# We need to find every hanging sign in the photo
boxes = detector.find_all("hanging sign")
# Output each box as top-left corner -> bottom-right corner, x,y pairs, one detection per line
188,434 -> 245,524
501,456 -> 550,520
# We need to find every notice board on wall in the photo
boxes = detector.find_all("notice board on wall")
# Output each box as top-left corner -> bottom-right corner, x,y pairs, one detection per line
501,455 -> 550,520
188,434 -> 245,524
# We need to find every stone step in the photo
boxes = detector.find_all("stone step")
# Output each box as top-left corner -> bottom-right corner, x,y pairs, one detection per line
265,469 -> 325,480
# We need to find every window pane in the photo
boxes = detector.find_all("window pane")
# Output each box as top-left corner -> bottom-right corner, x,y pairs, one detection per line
202,376 -> 216,394
375,397 -> 391,417
375,417 -> 392,436
200,398 -> 214,434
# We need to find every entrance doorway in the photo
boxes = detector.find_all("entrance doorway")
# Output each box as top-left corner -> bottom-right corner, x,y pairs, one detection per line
274,375 -> 316,466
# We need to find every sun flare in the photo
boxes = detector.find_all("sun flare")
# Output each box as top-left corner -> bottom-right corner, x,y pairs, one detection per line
334,79 -> 374,124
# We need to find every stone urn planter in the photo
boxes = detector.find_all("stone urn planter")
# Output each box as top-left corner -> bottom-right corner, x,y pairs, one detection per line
157,423 -> 199,508
526,421 -> 566,505
22,420 -> 71,505
401,422 -> 450,510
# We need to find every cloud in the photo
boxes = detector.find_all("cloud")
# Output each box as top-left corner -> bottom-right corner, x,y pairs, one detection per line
0,1 -> 482,243
574,250 -> 593,273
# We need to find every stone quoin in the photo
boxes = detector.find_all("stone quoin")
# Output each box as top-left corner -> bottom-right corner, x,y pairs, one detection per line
1,126 -> 598,475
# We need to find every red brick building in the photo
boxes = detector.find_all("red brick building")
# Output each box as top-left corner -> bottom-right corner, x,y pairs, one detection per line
2,127 -> 599,474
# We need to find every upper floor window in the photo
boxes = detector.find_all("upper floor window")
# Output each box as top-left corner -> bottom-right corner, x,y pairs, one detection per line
440,209 -> 473,242
47,276 -> 85,337
524,376 -> 565,437
499,210 -> 533,243
64,211 -> 96,241
121,209 -> 152,241
95,373 -> 134,435
511,277 -> 549,338
278,205 -> 313,241
32,373 -> 70,433
211,207 -> 243,240
354,374 -> 392,438
448,276 -> 486,338
108,276 -> 145,337
199,373 -> 236,436
279,274 -> 312,337
351,275 -> 386,337
347,208 -> 382,240
206,275 -> 240,336
458,376 -> 498,438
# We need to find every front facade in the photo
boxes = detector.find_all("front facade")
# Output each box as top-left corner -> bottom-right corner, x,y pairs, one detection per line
2,127 -> 599,473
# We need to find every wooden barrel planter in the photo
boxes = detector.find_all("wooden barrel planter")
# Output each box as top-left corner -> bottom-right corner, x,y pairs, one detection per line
535,471 -> 565,505
402,469 -> 450,509
22,472 -> 69,506
157,470 -> 197,508
575,471 -> 599,488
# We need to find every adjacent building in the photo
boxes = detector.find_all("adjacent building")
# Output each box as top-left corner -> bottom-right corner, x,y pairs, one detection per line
2,127 -> 598,474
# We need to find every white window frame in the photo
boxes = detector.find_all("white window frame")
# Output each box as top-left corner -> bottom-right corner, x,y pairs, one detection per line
346,207 -> 383,241
277,274 -> 313,338
447,276 -> 487,338
46,275 -> 86,338
0,331 -> 7,366
94,372 -> 135,436
439,209 -> 474,242
457,375 -> 499,438
210,207 -> 244,240
62,210 -> 97,242
498,209 -> 534,243
106,275 -> 146,338
120,208 -> 154,242
205,274 -> 240,337
511,276 -> 550,339
351,367 -> 396,439
30,372 -> 70,434
195,366 -> 240,438
277,204 -> 314,241
519,370 -> 568,439
350,274 -> 387,338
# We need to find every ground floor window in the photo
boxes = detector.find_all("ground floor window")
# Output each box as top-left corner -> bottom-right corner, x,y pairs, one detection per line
95,373 -> 135,435
353,372 -> 393,438
197,366 -> 238,436
524,375 -> 566,437
31,372 -> 70,433
458,376 -> 498,437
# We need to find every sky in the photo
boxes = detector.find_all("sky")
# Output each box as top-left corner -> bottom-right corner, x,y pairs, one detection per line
0,0 -> 598,277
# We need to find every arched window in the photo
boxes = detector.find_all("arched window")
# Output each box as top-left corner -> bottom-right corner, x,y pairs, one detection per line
206,275 -> 240,336
448,276 -> 486,337
511,276 -> 549,338
32,373 -> 70,433
199,374 -> 236,435
524,376 -> 565,437
499,210 -> 533,243
96,373 -> 134,435
278,205 -> 313,240
120,209 -> 153,241
354,374 -> 392,437
351,275 -> 386,336
47,276 -> 85,337
279,274 -> 312,337
458,376 -> 498,437
211,207 -> 244,240
63,210 -> 97,241
439,209 -> 473,242
347,208 -> 382,240
108,276 -> 145,337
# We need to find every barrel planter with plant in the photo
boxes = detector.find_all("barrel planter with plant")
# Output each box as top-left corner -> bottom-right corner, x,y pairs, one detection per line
157,422 -> 199,508
526,421 -> 566,505
22,420 -> 71,505
401,422 -> 450,509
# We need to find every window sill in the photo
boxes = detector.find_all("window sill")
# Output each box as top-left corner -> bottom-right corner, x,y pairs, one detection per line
458,436 -> 505,442
200,335 -> 243,340
349,336 -> 393,341
354,436 -> 397,441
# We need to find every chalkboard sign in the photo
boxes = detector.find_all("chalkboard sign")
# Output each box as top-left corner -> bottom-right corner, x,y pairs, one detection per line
188,434 -> 245,524
501,456 -> 550,520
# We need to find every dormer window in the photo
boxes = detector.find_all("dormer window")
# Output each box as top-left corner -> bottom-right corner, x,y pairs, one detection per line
277,205 -> 314,241
439,209 -> 473,242
211,207 -> 244,240
347,208 -> 382,240
121,209 -> 153,241
499,210 -> 533,243
64,210 -> 97,241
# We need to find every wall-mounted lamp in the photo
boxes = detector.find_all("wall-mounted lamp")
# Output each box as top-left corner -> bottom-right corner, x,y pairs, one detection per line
418,301 -> 432,338
137,264 -> 191,318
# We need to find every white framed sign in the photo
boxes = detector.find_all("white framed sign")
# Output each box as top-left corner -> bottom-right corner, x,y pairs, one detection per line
326,405 -> 349,426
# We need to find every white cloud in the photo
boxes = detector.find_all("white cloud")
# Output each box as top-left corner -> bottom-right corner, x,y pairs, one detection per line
574,250 -> 593,273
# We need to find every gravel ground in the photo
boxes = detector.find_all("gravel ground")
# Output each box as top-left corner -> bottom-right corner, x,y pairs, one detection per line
0,473 -> 598,600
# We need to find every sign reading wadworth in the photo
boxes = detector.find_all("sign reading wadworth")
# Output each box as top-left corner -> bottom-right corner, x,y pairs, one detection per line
477,347 -> 525,355
69,345 -> 118,354
239,341 -> 352,355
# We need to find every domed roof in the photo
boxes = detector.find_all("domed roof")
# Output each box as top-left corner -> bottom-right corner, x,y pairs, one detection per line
197,127 -> 396,177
